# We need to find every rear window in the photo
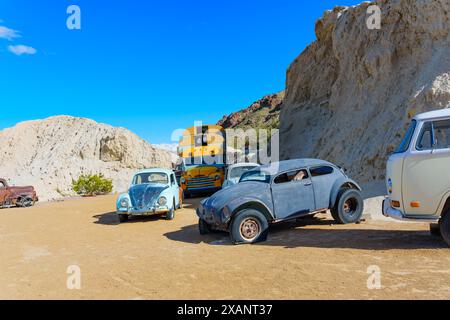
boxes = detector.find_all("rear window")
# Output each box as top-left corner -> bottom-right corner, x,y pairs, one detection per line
310,166 -> 334,177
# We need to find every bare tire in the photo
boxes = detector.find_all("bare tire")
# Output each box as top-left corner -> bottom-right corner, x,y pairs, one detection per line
118,214 -> 128,223
230,209 -> 269,244
166,207 -> 175,220
18,197 -> 34,208
439,210 -> 450,247
332,189 -> 364,224
198,219 -> 211,235
430,223 -> 442,237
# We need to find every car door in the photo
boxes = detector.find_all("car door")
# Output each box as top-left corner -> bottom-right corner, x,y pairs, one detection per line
271,169 -> 316,220
170,174 -> 179,206
403,119 -> 450,216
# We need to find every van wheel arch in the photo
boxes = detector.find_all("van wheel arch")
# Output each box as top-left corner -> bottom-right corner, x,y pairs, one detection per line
441,197 -> 450,218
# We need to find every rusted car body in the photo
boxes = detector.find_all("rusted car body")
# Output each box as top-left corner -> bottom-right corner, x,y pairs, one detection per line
197,159 -> 364,244
0,178 -> 39,208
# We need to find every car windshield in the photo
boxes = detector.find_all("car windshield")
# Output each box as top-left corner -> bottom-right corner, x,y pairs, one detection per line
133,172 -> 168,185
394,120 -> 417,154
239,169 -> 271,183
229,166 -> 258,179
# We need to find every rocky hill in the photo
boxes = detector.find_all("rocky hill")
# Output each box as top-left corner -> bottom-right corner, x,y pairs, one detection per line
279,0 -> 450,182
218,91 -> 284,130
0,116 -> 173,201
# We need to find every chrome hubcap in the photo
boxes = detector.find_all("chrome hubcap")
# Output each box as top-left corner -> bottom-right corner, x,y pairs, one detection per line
240,218 -> 260,241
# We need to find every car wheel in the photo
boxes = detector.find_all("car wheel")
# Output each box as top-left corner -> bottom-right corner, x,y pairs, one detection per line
430,223 -> 442,237
166,207 -> 175,220
439,210 -> 450,247
333,189 -> 364,224
198,219 -> 211,235
230,209 -> 269,244
18,197 -> 34,207
118,214 -> 128,223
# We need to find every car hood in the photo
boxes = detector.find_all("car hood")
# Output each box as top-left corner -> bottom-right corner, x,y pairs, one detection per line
129,184 -> 168,209
204,181 -> 268,209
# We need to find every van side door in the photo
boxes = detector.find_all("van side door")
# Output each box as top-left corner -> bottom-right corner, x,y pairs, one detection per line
403,119 -> 450,216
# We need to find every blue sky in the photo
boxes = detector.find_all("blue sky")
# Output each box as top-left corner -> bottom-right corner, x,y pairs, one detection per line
0,0 -> 358,144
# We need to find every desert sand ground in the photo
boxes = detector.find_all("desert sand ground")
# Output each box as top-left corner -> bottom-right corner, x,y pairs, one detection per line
0,194 -> 449,300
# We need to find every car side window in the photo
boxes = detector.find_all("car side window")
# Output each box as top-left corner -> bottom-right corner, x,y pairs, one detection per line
310,166 -> 334,177
274,170 -> 309,184
170,174 -> 175,185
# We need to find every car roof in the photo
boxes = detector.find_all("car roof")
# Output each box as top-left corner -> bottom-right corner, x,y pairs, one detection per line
414,108 -> 450,121
260,159 -> 334,173
227,163 -> 260,169
134,168 -> 174,175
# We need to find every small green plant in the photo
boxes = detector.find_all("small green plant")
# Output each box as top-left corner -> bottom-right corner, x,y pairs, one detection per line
72,173 -> 113,196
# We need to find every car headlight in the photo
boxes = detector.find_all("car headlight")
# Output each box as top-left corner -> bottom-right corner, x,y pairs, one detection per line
119,198 -> 129,208
180,177 -> 186,184
158,196 -> 167,206
214,175 -> 221,181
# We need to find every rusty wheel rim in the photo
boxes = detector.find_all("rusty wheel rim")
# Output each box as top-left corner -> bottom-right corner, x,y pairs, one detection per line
239,218 -> 260,241
343,198 -> 357,216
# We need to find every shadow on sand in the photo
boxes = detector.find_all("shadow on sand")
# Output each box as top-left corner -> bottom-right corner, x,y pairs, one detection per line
164,216 -> 447,250
93,212 -> 168,226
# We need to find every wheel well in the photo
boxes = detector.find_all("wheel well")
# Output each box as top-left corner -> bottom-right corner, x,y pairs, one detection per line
341,182 -> 360,191
232,202 -> 273,223
331,183 -> 361,208
441,197 -> 450,218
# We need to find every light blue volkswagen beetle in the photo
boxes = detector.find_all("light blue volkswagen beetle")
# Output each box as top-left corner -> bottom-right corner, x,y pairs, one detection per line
116,168 -> 182,223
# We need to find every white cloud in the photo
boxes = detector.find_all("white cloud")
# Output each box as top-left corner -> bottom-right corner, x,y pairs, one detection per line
8,45 -> 37,56
0,26 -> 20,40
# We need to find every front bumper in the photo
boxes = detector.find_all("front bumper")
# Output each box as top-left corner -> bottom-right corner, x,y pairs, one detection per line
196,203 -> 229,231
382,198 -> 406,221
382,198 -> 439,222
117,206 -> 169,216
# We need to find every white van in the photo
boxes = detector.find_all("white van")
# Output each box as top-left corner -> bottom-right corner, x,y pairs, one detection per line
383,108 -> 450,246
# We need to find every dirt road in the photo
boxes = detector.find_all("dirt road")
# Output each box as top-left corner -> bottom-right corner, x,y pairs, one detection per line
0,195 -> 449,300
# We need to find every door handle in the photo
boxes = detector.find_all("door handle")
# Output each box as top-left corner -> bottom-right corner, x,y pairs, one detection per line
304,182 -> 312,186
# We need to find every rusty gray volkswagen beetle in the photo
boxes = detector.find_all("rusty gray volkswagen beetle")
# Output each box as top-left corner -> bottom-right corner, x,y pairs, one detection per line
196,159 -> 364,244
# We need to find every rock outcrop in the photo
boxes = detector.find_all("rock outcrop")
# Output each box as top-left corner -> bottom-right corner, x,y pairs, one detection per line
280,0 -> 450,182
0,116 -> 173,201
218,91 -> 284,130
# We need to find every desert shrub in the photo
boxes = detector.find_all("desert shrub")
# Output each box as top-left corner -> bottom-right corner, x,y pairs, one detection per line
72,174 -> 113,196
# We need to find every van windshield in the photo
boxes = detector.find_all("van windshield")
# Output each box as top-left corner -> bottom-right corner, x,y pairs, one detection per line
394,120 -> 417,154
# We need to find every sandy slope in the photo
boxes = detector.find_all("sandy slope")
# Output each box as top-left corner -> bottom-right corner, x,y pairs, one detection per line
0,195 -> 449,300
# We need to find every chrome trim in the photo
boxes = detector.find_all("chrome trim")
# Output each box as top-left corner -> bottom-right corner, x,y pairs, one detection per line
382,198 -> 439,222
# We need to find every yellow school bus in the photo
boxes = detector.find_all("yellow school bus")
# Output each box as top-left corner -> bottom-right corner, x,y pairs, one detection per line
177,125 -> 226,197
